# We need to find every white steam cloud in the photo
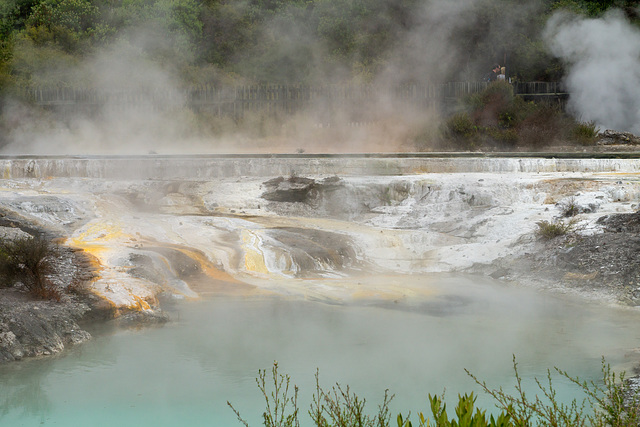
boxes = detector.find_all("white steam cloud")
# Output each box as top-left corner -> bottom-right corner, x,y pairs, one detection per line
545,10 -> 640,134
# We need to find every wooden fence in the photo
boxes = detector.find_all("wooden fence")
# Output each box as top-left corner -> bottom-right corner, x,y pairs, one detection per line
25,82 -> 568,122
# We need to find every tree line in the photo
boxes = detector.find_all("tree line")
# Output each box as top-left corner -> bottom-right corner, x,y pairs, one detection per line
0,0 -> 637,93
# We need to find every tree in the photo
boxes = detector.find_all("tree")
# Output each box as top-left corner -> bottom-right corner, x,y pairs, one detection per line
24,0 -> 99,51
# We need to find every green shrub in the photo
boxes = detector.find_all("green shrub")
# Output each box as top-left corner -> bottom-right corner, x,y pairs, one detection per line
310,373 -> 392,427
445,113 -> 477,138
0,234 -> 62,301
536,219 -> 576,239
487,127 -> 519,147
516,103 -> 568,148
571,121 -> 600,146
445,82 -> 579,150
228,362 -> 300,427
467,356 -> 640,427
497,97 -> 536,129
228,362 -> 393,427
442,113 -> 481,150
229,357 -> 640,426
402,392 -> 514,427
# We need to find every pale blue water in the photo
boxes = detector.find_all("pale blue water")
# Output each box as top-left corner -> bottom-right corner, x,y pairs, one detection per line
2,275 -> 640,427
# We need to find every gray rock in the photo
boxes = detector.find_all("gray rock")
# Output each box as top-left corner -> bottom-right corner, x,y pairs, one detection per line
598,129 -> 640,145
0,290 -> 92,363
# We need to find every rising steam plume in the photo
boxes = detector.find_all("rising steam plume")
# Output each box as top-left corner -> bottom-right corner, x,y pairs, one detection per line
545,10 -> 640,134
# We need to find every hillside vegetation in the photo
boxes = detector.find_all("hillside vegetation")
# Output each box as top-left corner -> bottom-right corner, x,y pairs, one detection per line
0,0 -> 637,151
0,0 -> 637,89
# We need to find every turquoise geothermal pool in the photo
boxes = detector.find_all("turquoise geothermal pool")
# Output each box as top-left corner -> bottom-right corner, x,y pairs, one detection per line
2,274 -> 640,426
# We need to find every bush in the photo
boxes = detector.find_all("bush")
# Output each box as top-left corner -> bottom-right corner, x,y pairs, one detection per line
228,362 -> 393,427
444,113 -> 477,138
516,102 -> 577,148
229,357 -> 640,427
559,197 -> 580,217
405,392 -> 514,427
0,234 -> 62,301
442,83 -> 588,151
442,113 -> 480,150
536,219 -> 576,239
467,82 -> 514,113
467,356 -> 640,427
571,121 -> 600,146
497,97 -> 536,129
487,127 -> 518,147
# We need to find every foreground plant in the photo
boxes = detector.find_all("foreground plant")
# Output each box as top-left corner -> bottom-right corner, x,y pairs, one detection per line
397,392 -> 514,427
309,369 -> 392,427
229,362 -> 392,427
228,362 -> 300,427
229,357 -> 640,427
466,356 -> 640,427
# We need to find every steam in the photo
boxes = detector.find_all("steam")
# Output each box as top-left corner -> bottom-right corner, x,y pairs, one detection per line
0,31 -> 200,155
0,0 -> 548,154
545,10 -> 640,134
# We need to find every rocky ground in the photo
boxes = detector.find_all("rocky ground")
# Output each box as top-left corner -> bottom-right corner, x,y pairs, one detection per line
476,210 -> 640,307
0,287 -> 90,363
0,238 -> 165,364
0,245 -> 95,363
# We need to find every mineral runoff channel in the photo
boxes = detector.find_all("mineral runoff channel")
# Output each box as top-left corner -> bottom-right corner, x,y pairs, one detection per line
2,152 -> 640,180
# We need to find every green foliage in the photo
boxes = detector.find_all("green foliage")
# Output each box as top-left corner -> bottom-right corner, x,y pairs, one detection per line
516,103 -> 571,148
110,0 -> 203,62
441,81 -> 596,150
309,368 -> 392,427
570,121 -> 599,146
549,0 -> 634,18
229,362 -> 393,427
9,33 -> 80,86
497,97 -> 536,129
0,0 -> 631,88
27,0 -> 97,34
0,233 -> 62,301
24,0 -> 99,51
445,113 -> 478,139
0,1 -> 20,39
536,218 -> 576,239
0,37 -> 13,91
230,357 -> 640,426
442,114 -> 480,151
570,360 -> 640,427
228,362 -> 300,427
0,0 -> 634,101
467,82 -> 514,112
467,356 -> 640,427
412,392 -> 514,427
487,128 -> 518,147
